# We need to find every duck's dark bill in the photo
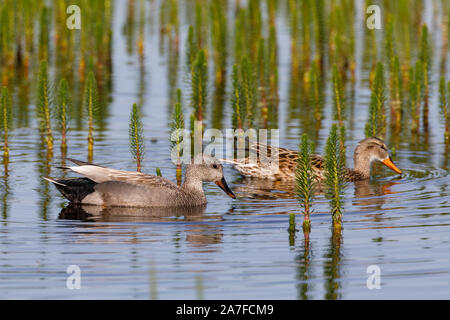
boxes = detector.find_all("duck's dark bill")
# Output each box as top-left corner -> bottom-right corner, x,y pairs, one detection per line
215,178 -> 236,199
382,157 -> 402,174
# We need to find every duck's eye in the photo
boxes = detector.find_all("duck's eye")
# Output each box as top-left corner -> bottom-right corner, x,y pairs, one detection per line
212,164 -> 218,169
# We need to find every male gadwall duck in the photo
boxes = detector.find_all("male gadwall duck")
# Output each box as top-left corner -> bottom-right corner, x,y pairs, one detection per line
224,137 -> 402,182
44,154 -> 235,207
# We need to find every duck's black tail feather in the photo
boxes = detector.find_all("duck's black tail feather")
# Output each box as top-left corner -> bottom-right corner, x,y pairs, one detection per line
44,177 -> 96,203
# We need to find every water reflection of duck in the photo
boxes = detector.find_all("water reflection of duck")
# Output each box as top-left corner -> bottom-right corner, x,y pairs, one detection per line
352,180 -> 400,209
224,137 -> 402,181
58,203 -> 206,222
58,204 -> 223,248
232,178 -> 297,200
232,176 -> 399,206
45,154 -> 235,208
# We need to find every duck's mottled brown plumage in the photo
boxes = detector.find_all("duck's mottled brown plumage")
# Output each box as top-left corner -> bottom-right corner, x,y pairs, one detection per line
224,137 -> 401,181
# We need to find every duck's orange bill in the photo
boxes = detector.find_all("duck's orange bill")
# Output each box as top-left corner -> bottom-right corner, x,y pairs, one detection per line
382,157 -> 402,174
215,178 -> 236,199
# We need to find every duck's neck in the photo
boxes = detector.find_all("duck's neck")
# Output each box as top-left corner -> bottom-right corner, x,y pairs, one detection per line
181,165 -> 205,197
353,154 -> 372,179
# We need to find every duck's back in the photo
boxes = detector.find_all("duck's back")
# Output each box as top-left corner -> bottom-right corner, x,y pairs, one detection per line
230,141 -> 326,181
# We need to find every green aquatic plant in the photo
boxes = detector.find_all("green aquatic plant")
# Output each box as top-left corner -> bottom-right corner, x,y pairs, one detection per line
137,0 -> 146,59
191,1 -> 201,47
288,212 -> 297,246
190,49 -> 208,122
330,1 -> 355,82
248,0 -> 262,60
332,64 -> 344,125
300,0 -> 311,68
185,25 -> 197,76
231,64 -> 244,130
385,19 -> 402,129
156,168 -> 162,177
171,88 -> 184,182
189,49 -> 207,157
409,60 -> 423,133
232,0 -> 261,62
129,103 -> 145,172
288,0 -> 299,77
209,0 -> 227,86
0,3 -> 14,73
159,0 -> 179,47
390,56 -> 402,129
339,124 -> 346,167
389,0 -> 416,66
324,124 -> 346,230
22,1 -> 36,71
310,61 -> 323,122
233,7 -> 247,61
267,25 -> 279,109
195,274 -> 205,300
255,30 -> 278,129
194,0 -> 206,50
268,9 -> 279,70
76,0 -> 113,83
54,1 -> 71,54
267,0 -> 277,25
36,60 -> 53,151
38,6 -> 49,61
313,0 -> 326,70
0,87 -> 12,158
55,79 -> 71,154
419,25 -> 432,131
166,26 -> 181,117
295,134 -> 316,233
365,62 -> 385,138
448,81 -> 450,143
439,77 -> 449,143
288,212 -> 296,233
256,38 -> 269,128
124,0 -> 136,56
84,71 -> 99,162
385,18 -> 394,72
170,0 -> 180,47
240,56 -> 256,129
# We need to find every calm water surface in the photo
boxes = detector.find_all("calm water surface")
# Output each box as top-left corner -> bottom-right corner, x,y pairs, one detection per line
1,0 -> 449,299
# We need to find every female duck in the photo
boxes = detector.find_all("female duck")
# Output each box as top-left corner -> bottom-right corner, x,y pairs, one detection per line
225,137 -> 402,182
45,154 -> 235,207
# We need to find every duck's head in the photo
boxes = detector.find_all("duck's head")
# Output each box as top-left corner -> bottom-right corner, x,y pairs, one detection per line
188,154 -> 236,199
354,137 -> 402,175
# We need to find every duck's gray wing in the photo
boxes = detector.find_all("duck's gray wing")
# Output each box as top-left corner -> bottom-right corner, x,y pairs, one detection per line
66,158 -> 105,167
68,165 -> 179,190
89,180 -> 181,207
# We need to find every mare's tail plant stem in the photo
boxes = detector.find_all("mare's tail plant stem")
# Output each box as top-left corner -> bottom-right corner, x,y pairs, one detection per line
295,133 -> 316,233
55,79 -> 70,155
324,124 -> 346,231
37,60 -> 53,151
171,88 -> 185,183
129,103 -> 145,172
84,71 -> 99,162
1,87 -> 11,159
